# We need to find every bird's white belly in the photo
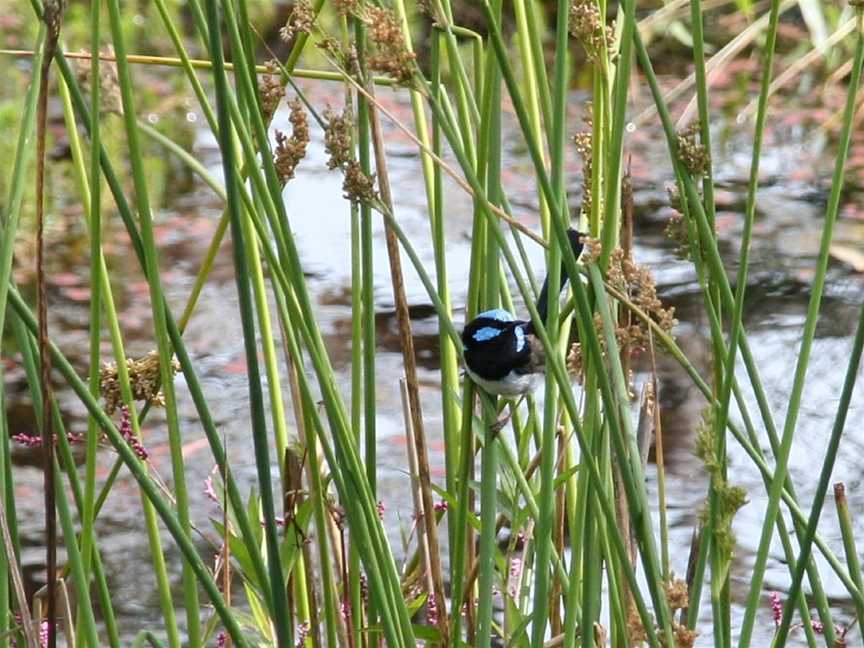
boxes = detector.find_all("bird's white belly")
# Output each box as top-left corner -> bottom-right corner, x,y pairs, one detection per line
466,368 -> 543,396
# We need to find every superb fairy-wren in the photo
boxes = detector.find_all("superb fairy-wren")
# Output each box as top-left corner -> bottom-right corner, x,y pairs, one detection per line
461,228 -> 585,396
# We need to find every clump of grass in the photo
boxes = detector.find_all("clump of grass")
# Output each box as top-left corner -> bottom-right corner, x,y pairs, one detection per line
1,0 -> 863,645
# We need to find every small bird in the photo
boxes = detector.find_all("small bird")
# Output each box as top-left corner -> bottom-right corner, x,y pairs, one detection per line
462,229 -> 585,397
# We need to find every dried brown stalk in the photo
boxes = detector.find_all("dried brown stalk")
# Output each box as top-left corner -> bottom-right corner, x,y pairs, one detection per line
366,81 -> 449,646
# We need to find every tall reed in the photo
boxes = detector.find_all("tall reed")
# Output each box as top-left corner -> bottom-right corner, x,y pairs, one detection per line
0,0 -> 861,646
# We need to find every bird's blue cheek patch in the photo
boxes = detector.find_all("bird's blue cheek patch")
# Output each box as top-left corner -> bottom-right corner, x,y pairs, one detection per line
514,326 -> 526,352
473,326 -> 503,342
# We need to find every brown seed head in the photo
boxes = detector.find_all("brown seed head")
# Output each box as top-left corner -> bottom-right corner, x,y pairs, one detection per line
664,578 -> 689,611
342,160 -> 378,205
259,60 -> 285,122
100,350 -> 180,415
323,106 -> 355,170
274,98 -> 310,184
279,0 -> 315,43
676,121 -> 710,177
569,0 -> 614,61
364,6 -> 416,86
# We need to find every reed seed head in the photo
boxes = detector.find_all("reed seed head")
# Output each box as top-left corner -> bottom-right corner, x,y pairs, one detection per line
664,211 -> 691,260
323,106 -> 354,170
99,350 -> 180,414
323,106 -> 378,205
364,6 -> 416,86
672,624 -> 698,648
573,104 -> 595,217
567,246 -> 676,384
592,623 -> 607,646
342,160 -> 378,205
579,234 -> 603,264
274,98 -> 310,184
569,0 -> 614,61
73,48 -> 123,116
664,577 -> 689,611
259,60 -> 286,122
625,600 -> 648,643
279,0 -> 315,43
676,122 -> 710,177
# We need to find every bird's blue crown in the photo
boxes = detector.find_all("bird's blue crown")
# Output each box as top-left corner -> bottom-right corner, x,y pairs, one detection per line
476,308 -> 515,323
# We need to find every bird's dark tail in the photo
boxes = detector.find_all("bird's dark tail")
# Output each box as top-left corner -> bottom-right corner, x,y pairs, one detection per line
532,228 -> 585,328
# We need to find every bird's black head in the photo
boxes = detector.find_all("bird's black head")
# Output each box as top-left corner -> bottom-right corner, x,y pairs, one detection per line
462,309 -> 532,381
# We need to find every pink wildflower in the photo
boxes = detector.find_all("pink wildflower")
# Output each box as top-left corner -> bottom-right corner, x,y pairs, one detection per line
119,406 -> 148,460
427,593 -> 438,627
769,591 -> 782,628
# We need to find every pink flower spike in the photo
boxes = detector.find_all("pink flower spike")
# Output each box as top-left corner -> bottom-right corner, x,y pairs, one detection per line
119,406 -> 148,460
769,591 -> 783,628
204,465 -> 220,503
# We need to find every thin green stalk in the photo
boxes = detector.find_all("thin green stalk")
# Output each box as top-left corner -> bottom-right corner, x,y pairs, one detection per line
103,0 -> 202,641
351,21 -> 378,640
0,386 -> 8,648
600,0 -> 635,263
628,18 -> 838,637
220,1 -> 416,640
774,296 -> 864,644
0,26 -> 44,648
202,0 -> 291,644
79,0 -> 102,605
834,484 -> 864,625
427,33 -> 461,534
738,14 -> 864,646
243,197 -> 291,486
51,36 -> 278,620
477,421 -> 499,648
7,286 -> 250,646
55,75 -> 125,648
531,0 -> 568,641
476,2 -> 504,643
275,298 -> 340,648
52,456 -> 100,648
705,0 -> 779,639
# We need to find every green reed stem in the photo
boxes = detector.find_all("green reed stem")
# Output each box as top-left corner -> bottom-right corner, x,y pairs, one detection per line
629,17 -> 841,636
834,483 -> 864,625
203,0 -> 292,644
0,28 -> 43,648
103,0 -> 202,641
774,292 -> 864,644
8,285 -> 250,645
738,13 -> 864,646
80,0 -> 102,604
531,0 -> 569,643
